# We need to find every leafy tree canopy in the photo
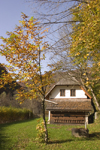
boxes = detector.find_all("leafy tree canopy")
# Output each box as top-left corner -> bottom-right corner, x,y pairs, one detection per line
70,0 -> 100,73
0,13 -> 54,143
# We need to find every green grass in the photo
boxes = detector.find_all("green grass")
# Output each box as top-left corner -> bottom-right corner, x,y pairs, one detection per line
0,117 -> 100,150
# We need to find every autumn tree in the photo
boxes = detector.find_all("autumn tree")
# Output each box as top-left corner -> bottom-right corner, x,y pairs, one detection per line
69,0 -> 100,109
0,13 -> 54,143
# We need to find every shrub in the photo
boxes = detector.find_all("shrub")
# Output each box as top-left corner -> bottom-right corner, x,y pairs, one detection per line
0,106 -> 33,124
36,118 -> 45,143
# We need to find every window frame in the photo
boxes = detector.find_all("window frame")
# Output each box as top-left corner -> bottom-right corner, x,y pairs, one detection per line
60,89 -> 65,96
70,89 -> 76,97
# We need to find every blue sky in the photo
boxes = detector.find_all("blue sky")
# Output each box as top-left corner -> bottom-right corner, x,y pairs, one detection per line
0,0 -> 50,72
0,0 -> 32,62
0,0 -> 32,37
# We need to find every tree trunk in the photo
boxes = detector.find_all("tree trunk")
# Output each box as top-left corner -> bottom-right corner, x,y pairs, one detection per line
88,85 -> 100,111
80,78 -> 100,111
42,99 -> 48,143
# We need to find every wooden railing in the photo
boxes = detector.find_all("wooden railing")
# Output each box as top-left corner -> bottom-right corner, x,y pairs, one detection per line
54,119 -> 84,124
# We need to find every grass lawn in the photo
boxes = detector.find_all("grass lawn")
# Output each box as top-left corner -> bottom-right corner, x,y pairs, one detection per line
0,116 -> 100,150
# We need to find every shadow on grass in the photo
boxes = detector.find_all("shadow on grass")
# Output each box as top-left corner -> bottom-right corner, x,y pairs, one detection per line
0,129 -> 11,150
48,139 -> 73,144
89,132 -> 100,139
74,132 -> 100,142
48,132 -> 100,145
0,118 -> 38,150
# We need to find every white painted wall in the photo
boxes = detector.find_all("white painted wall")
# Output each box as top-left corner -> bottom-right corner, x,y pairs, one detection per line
49,85 -> 87,99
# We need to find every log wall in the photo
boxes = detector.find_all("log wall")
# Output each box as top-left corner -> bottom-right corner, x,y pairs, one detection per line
50,111 -> 85,124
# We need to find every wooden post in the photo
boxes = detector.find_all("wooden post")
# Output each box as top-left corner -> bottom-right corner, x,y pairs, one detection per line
48,111 -> 50,124
85,113 -> 88,129
85,120 -> 87,129
95,112 -> 98,120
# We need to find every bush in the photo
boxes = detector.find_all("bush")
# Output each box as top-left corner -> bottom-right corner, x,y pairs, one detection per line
0,106 -> 33,124
36,118 -> 45,143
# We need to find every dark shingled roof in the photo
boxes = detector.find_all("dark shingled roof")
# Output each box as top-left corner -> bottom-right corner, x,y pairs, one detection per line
46,98 -> 93,112
56,77 -> 80,85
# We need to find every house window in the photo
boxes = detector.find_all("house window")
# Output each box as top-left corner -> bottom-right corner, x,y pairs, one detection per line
60,89 -> 65,96
70,89 -> 76,96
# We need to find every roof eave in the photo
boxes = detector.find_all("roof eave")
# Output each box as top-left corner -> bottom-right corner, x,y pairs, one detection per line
46,108 -> 92,112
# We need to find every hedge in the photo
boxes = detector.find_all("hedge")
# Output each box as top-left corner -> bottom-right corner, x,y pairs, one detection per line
0,106 -> 33,124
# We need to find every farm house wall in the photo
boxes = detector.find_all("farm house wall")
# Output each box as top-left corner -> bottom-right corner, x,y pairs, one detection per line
49,85 -> 87,99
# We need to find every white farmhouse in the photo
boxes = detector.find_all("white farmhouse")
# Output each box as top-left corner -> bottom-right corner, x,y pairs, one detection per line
46,77 -> 93,125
